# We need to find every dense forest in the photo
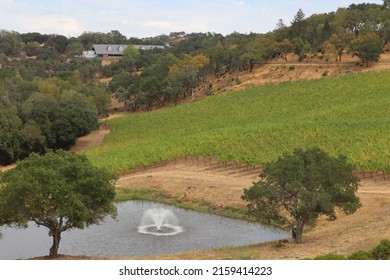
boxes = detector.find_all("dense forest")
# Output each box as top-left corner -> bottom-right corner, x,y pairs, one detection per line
1,1 -> 389,165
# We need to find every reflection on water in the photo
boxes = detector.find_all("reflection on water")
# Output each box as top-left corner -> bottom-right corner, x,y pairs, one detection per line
0,201 -> 289,259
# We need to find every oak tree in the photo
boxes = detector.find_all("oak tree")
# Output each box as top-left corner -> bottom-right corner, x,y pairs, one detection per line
350,32 -> 383,66
0,150 -> 117,258
242,147 -> 361,243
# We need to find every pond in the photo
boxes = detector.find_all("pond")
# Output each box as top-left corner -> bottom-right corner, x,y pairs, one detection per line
0,201 -> 289,259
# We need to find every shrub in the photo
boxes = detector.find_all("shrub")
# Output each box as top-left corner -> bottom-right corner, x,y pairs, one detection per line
371,239 -> 390,260
322,71 -> 329,77
206,90 -> 215,96
313,240 -> 390,260
288,65 -> 295,71
314,253 -> 347,260
348,251 -> 374,260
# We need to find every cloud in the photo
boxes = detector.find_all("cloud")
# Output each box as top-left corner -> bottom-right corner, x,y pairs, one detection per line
141,20 -> 175,30
20,16 -> 84,35
233,0 -> 246,6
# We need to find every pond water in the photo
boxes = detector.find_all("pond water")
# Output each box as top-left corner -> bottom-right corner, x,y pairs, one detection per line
0,201 -> 289,259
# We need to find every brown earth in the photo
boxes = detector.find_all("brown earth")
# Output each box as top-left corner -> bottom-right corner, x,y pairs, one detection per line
69,126 -> 111,152
196,52 -> 390,99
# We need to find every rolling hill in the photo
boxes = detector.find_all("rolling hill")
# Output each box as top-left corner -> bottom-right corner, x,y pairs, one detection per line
86,70 -> 390,173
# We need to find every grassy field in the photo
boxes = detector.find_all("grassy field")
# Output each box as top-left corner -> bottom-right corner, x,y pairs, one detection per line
86,70 -> 390,173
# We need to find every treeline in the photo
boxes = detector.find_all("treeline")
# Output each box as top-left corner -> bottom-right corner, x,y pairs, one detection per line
0,1 -> 389,163
0,74 -> 110,165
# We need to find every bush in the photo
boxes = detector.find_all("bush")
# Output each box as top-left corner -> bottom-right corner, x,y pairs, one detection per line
322,71 -> 329,77
314,253 -> 347,260
371,239 -> 390,260
206,90 -> 215,96
348,251 -> 374,260
313,240 -> 390,260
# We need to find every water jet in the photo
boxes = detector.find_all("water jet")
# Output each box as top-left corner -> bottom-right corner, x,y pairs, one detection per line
138,208 -> 184,236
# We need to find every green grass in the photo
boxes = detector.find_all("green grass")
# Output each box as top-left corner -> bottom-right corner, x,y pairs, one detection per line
87,70 -> 390,173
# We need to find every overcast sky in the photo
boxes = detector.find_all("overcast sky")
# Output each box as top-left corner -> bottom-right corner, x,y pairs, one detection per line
0,0 -> 384,38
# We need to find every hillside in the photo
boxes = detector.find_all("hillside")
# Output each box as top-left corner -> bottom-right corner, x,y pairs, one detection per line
86,69 -> 390,173
190,52 -> 390,100
109,52 -> 390,111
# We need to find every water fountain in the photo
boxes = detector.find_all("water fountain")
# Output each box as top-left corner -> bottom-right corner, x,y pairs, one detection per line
138,208 -> 184,236
0,201 -> 290,259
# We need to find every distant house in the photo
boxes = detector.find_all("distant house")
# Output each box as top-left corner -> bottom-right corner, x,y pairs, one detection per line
82,44 -> 165,59
82,50 -> 97,59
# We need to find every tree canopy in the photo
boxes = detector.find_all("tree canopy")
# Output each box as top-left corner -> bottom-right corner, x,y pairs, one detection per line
350,32 -> 383,66
242,147 -> 361,243
0,75 -> 109,165
0,150 -> 117,258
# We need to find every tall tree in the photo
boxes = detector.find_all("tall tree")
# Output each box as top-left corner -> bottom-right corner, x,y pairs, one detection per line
0,30 -> 23,57
121,45 -> 140,71
0,150 -> 117,258
323,40 -> 337,61
292,37 -> 310,62
0,106 -> 23,165
350,32 -> 383,66
108,30 -> 127,44
277,39 -> 292,61
290,9 -> 306,39
329,33 -> 347,61
242,147 -> 361,243
21,92 -> 60,148
45,34 -> 69,53
140,76 -> 162,110
66,42 -> 84,57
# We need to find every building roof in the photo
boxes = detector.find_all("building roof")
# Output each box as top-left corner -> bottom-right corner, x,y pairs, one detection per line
133,45 -> 165,50
92,44 -> 165,56
92,44 -> 128,56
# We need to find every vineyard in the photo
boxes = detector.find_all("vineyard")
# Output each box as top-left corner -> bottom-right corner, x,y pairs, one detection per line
86,70 -> 390,173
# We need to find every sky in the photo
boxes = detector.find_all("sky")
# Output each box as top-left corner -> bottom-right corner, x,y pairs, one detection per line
0,0 -> 384,38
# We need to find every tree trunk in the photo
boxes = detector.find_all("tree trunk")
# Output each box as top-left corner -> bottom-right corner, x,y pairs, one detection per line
293,220 -> 305,244
123,99 -> 128,112
249,60 -> 255,72
49,231 -> 61,258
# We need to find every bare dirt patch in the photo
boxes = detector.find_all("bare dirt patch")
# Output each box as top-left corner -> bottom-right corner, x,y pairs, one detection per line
69,127 -> 111,152
207,52 -> 390,97
0,163 -> 16,172
117,158 -> 262,208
